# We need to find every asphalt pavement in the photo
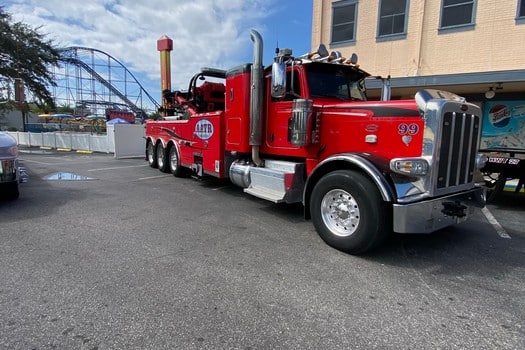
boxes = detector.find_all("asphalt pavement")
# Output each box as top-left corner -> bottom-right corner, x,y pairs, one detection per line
0,149 -> 524,349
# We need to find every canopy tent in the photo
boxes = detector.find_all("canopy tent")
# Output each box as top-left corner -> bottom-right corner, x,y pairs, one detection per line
53,113 -> 73,118
106,118 -> 130,124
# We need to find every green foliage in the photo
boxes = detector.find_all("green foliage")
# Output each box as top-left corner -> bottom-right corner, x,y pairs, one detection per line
0,7 -> 60,107
56,103 -> 74,113
28,101 -> 74,115
148,111 -> 162,120
29,101 -> 53,114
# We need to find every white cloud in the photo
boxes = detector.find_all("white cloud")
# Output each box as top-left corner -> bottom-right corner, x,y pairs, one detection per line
6,0 -> 278,103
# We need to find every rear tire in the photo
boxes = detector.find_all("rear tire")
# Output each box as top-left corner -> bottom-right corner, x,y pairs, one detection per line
310,170 -> 390,254
10,183 -> 20,200
156,143 -> 169,173
1,182 -> 19,200
146,141 -> 157,168
485,172 -> 506,203
168,145 -> 185,177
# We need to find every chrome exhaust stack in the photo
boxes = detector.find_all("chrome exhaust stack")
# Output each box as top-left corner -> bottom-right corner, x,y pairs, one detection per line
249,29 -> 263,166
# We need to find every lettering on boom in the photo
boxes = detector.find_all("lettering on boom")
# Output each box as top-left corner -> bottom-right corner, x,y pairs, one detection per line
195,119 -> 214,140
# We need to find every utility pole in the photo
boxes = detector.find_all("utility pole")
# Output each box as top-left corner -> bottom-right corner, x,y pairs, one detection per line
14,78 -> 26,131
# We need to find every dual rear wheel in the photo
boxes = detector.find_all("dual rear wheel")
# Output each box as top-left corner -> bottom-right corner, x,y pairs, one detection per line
146,141 -> 157,168
146,141 -> 185,177
168,145 -> 185,177
156,143 -> 169,173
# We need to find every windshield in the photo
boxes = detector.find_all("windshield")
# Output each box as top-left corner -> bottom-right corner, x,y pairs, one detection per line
306,63 -> 367,101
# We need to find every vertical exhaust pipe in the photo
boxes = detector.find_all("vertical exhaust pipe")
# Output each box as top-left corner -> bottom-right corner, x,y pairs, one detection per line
249,29 -> 263,166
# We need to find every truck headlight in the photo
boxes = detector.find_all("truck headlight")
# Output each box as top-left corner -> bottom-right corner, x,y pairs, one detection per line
475,153 -> 488,169
390,158 -> 429,176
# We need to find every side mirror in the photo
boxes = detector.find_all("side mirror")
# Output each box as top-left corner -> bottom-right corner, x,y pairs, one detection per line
271,60 -> 286,98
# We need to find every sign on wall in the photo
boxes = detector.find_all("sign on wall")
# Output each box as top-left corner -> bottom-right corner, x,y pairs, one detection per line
480,101 -> 525,151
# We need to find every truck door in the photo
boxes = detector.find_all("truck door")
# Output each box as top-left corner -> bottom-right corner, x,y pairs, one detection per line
264,69 -> 303,154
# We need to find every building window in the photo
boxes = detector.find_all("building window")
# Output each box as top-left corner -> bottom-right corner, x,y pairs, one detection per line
440,0 -> 476,28
378,0 -> 408,37
331,0 -> 358,44
518,0 -> 525,18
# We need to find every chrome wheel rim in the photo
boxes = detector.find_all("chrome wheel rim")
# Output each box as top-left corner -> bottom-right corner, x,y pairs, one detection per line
321,189 -> 360,237
169,148 -> 178,171
147,143 -> 154,163
156,146 -> 164,168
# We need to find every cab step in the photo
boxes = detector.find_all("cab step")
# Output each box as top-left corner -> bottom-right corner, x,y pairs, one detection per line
244,160 -> 305,203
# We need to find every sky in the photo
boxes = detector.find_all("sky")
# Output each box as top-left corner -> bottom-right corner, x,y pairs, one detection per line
4,0 -> 313,107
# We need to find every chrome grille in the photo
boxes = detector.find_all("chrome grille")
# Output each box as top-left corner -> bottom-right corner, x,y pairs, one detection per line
436,112 -> 480,189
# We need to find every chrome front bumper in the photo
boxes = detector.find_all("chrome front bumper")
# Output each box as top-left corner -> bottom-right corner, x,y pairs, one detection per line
393,187 -> 486,234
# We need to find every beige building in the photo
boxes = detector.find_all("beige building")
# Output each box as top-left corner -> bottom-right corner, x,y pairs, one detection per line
312,0 -> 525,101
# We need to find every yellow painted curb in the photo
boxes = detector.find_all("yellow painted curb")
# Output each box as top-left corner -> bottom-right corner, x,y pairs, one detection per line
57,148 -> 72,152
39,146 -> 53,150
76,150 -> 93,154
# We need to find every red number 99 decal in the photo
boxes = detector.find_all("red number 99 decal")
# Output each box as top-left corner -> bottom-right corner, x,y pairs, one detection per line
408,123 -> 419,135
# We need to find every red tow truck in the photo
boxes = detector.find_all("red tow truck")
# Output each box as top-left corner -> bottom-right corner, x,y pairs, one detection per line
145,30 -> 486,254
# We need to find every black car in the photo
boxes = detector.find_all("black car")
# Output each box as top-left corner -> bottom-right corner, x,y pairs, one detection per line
0,132 -> 22,199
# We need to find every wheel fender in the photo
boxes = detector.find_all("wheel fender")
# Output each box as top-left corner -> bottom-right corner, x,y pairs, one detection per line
145,136 -> 158,146
146,137 -> 165,152
167,139 -> 182,167
303,153 -> 395,219
167,139 -> 180,155
146,137 -> 155,147
155,138 -> 167,149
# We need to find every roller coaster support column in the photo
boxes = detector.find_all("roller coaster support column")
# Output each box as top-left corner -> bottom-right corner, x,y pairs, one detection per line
157,35 -> 173,112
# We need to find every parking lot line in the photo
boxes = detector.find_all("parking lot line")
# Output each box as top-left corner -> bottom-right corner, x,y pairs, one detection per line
481,207 -> 511,239
88,164 -> 148,172
136,174 -> 172,181
19,158 -> 63,165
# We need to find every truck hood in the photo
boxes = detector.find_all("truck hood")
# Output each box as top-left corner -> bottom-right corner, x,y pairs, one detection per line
312,98 -> 421,117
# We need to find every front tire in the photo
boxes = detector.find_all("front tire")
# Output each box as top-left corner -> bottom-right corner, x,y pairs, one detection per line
310,170 -> 390,254
9,183 -> 20,200
2,183 -> 19,200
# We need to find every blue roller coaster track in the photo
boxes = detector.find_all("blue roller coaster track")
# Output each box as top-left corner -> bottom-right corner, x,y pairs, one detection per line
53,46 -> 160,118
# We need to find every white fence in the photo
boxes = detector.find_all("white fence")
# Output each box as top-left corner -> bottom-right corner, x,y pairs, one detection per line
8,124 -> 146,158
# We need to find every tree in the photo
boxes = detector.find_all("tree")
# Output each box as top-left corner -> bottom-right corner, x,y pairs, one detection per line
0,7 -> 60,107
